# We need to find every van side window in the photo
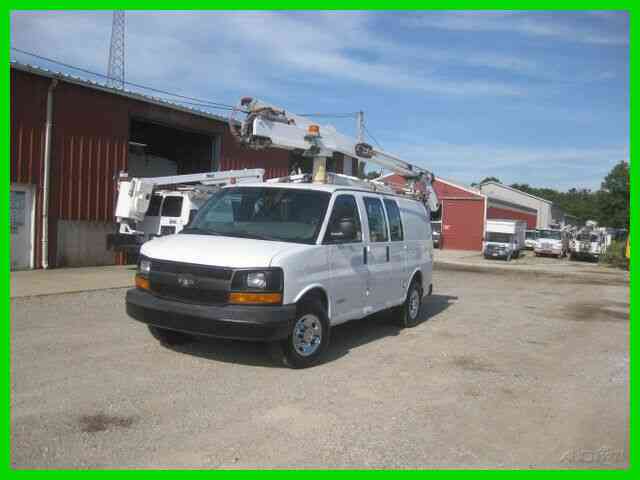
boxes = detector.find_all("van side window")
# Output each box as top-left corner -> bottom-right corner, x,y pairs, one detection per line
364,197 -> 389,243
324,195 -> 362,243
383,199 -> 403,241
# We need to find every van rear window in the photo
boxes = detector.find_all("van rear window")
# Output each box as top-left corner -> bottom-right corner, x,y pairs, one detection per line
384,199 -> 403,241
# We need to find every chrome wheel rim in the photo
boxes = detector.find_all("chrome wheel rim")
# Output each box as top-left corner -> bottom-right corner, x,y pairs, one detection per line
293,314 -> 322,357
409,288 -> 420,320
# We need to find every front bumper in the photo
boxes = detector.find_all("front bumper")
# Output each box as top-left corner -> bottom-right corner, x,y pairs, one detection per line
484,249 -> 510,259
126,288 -> 296,341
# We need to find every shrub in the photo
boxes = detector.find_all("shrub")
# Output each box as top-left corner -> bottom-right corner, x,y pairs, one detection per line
599,240 -> 629,270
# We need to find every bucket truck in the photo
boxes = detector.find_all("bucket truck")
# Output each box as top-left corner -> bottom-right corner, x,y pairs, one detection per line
107,168 -> 264,253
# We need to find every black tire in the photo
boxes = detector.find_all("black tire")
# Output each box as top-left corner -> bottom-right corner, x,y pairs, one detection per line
280,300 -> 330,369
147,325 -> 191,346
399,279 -> 423,328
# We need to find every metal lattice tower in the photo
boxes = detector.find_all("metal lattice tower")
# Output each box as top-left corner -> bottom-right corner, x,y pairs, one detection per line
107,11 -> 125,89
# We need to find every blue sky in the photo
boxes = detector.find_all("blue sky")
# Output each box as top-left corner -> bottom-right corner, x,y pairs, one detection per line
11,11 -> 629,190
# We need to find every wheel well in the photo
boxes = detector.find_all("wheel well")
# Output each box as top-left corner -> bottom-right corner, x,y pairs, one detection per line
298,288 -> 328,313
410,270 -> 423,290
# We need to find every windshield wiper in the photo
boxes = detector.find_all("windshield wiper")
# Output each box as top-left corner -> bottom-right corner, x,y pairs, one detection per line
228,231 -> 280,241
180,227 -> 221,236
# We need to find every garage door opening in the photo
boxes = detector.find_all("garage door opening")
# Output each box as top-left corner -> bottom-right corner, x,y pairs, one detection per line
128,119 -> 219,178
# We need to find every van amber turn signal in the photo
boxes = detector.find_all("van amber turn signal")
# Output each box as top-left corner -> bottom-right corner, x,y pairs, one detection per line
135,274 -> 150,291
229,292 -> 282,305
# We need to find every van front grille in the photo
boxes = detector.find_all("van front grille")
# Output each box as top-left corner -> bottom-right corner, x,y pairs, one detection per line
150,282 -> 228,305
147,259 -> 233,305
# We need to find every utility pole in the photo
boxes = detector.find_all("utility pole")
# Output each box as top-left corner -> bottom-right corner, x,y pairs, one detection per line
356,111 -> 364,142
107,11 -> 125,89
356,110 -> 365,177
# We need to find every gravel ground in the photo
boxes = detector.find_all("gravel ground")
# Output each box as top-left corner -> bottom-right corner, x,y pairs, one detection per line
11,269 -> 629,468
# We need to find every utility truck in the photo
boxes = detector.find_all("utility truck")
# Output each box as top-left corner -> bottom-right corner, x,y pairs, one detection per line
125,97 -> 440,368
107,169 -> 264,253
483,219 -> 526,261
569,228 -> 607,261
535,228 -> 569,258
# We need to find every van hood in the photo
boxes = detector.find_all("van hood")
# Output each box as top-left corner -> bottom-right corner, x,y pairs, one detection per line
140,234 -> 299,268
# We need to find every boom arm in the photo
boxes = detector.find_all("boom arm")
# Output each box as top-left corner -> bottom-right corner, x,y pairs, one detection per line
231,98 -> 439,212
114,168 -> 265,223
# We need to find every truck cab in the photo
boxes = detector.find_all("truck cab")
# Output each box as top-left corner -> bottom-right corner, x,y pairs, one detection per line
126,182 -> 434,368
524,229 -> 538,250
137,190 -> 207,240
535,229 -> 568,258
570,230 -> 605,261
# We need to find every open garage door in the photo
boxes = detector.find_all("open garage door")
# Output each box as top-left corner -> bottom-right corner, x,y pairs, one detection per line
128,119 -> 219,177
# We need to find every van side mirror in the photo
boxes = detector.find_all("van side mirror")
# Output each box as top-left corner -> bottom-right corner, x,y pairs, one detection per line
329,217 -> 357,242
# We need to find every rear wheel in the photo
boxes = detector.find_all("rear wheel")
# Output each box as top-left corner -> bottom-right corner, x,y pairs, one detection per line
279,300 -> 330,369
399,279 -> 423,328
147,325 -> 191,346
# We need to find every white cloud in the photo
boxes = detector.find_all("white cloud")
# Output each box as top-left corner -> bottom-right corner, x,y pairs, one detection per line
383,140 -> 628,190
407,12 -> 629,46
10,11 -> 526,99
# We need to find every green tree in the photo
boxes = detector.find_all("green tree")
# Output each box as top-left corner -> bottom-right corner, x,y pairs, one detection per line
598,161 -> 629,228
479,176 -> 501,185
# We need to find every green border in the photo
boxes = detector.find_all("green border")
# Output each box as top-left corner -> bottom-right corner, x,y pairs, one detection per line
2,3 -> 635,474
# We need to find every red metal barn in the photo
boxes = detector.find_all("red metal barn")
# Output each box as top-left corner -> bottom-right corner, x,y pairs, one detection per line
486,198 -> 537,229
10,63 -> 351,269
381,174 -> 487,251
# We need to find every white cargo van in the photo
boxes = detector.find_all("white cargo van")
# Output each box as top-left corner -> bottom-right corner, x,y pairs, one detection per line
483,219 -> 526,261
126,182 -> 434,368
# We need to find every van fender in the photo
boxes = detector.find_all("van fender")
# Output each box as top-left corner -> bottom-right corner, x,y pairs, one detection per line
406,267 -> 425,296
292,283 -> 331,319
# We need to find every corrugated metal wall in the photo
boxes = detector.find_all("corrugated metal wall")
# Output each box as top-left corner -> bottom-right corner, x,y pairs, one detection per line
441,198 -> 485,251
11,69 -> 49,268
11,67 -> 292,268
487,206 -> 537,229
219,129 -> 290,179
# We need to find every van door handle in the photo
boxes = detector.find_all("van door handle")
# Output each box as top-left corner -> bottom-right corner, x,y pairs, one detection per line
386,245 -> 390,262
363,246 -> 368,265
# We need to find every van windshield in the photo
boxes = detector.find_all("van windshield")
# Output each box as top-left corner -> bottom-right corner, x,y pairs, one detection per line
183,187 -> 331,244
486,232 -> 513,243
525,230 -> 538,240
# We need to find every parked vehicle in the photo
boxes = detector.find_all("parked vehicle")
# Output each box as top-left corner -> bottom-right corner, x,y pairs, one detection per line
524,229 -> 538,249
570,229 -> 607,261
125,97 -> 440,368
535,228 -> 568,258
107,169 -> 265,253
483,219 -> 526,261
431,221 -> 441,248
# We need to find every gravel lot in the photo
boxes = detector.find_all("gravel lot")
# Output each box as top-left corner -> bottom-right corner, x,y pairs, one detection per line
11,269 -> 629,468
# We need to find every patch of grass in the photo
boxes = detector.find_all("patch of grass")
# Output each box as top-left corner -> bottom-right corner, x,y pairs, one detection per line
599,240 -> 629,270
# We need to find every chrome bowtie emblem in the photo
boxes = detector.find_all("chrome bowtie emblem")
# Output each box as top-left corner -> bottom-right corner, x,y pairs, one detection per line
177,275 -> 195,288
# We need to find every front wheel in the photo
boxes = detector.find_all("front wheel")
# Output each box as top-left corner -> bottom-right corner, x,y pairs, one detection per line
280,301 -> 330,369
399,279 -> 423,328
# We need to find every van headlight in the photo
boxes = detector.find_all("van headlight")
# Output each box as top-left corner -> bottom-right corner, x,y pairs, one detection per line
231,269 -> 282,291
230,268 -> 284,305
247,272 -> 267,289
139,257 -> 151,276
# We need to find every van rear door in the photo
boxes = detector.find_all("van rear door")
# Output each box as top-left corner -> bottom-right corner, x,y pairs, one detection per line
383,198 -> 407,306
